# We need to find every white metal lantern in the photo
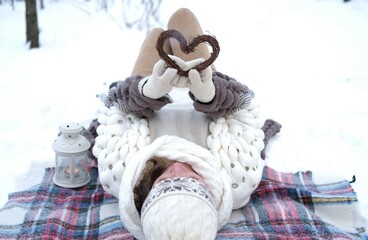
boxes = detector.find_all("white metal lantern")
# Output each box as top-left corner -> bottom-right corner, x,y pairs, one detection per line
52,122 -> 91,188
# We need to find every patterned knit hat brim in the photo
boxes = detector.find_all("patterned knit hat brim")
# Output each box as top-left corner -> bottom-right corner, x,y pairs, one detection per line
141,177 -> 216,218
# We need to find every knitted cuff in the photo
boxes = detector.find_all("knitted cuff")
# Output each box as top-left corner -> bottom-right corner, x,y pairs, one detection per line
190,72 -> 255,118
137,77 -> 149,97
260,119 -> 282,160
104,75 -> 172,118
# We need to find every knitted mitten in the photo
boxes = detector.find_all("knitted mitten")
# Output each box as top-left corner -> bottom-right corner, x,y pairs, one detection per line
188,66 -> 215,103
138,55 -> 190,99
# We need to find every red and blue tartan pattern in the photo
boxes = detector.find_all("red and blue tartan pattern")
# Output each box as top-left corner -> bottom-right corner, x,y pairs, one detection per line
218,168 -> 363,240
0,165 -> 365,240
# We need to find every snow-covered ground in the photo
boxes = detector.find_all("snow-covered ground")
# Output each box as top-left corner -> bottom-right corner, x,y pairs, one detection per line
0,0 -> 367,223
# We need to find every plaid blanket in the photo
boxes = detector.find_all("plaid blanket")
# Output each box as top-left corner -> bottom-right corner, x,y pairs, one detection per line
0,165 -> 366,240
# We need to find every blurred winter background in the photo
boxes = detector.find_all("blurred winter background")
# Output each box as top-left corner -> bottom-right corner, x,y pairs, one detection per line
0,0 -> 367,223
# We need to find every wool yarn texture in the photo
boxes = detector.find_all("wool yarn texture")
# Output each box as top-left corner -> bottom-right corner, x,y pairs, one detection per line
93,92 -> 265,239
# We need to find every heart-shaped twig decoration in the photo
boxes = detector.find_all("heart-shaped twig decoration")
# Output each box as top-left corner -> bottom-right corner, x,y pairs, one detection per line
156,29 -> 220,77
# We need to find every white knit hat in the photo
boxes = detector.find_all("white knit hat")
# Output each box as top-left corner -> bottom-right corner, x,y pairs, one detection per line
119,135 -> 233,240
141,177 -> 218,240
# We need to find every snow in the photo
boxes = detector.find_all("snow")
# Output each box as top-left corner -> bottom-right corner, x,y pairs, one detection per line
0,0 -> 367,224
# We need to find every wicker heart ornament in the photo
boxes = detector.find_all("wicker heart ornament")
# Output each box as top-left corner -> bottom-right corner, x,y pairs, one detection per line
156,29 -> 220,77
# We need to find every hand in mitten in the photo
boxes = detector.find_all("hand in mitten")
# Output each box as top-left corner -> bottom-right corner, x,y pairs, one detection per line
139,58 -> 178,99
168,55 -> 188,87
187,59 -> 215,103
170,57 -> 205,88
183,58 -> 206,71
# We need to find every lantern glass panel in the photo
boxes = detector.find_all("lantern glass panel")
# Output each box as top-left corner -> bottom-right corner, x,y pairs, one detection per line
54,152 -> 90,188
74,154 -> 88,181
56,155 -> 71,183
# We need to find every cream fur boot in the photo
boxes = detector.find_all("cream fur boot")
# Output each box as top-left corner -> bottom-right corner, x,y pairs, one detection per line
168,8 -> 216,71
131,28 -> 172,77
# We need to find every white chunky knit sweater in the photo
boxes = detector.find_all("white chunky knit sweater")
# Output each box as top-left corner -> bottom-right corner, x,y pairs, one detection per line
92,72 -> 265,238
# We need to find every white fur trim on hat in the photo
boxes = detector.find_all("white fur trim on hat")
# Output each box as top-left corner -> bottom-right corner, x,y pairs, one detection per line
119,135 -> 233,240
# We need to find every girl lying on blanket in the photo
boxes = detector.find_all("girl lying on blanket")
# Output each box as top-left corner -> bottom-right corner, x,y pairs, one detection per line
93,8 -> 280,240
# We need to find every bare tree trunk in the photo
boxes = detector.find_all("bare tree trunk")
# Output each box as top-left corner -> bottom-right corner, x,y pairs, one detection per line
122,0 -> 163,32
40,0 -> 44,9
25,0 -> 39,48
101,0 -> 107,11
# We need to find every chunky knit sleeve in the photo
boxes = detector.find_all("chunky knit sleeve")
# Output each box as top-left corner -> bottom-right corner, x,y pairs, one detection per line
189,72 -> 255,118
103,75 -> 172,118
